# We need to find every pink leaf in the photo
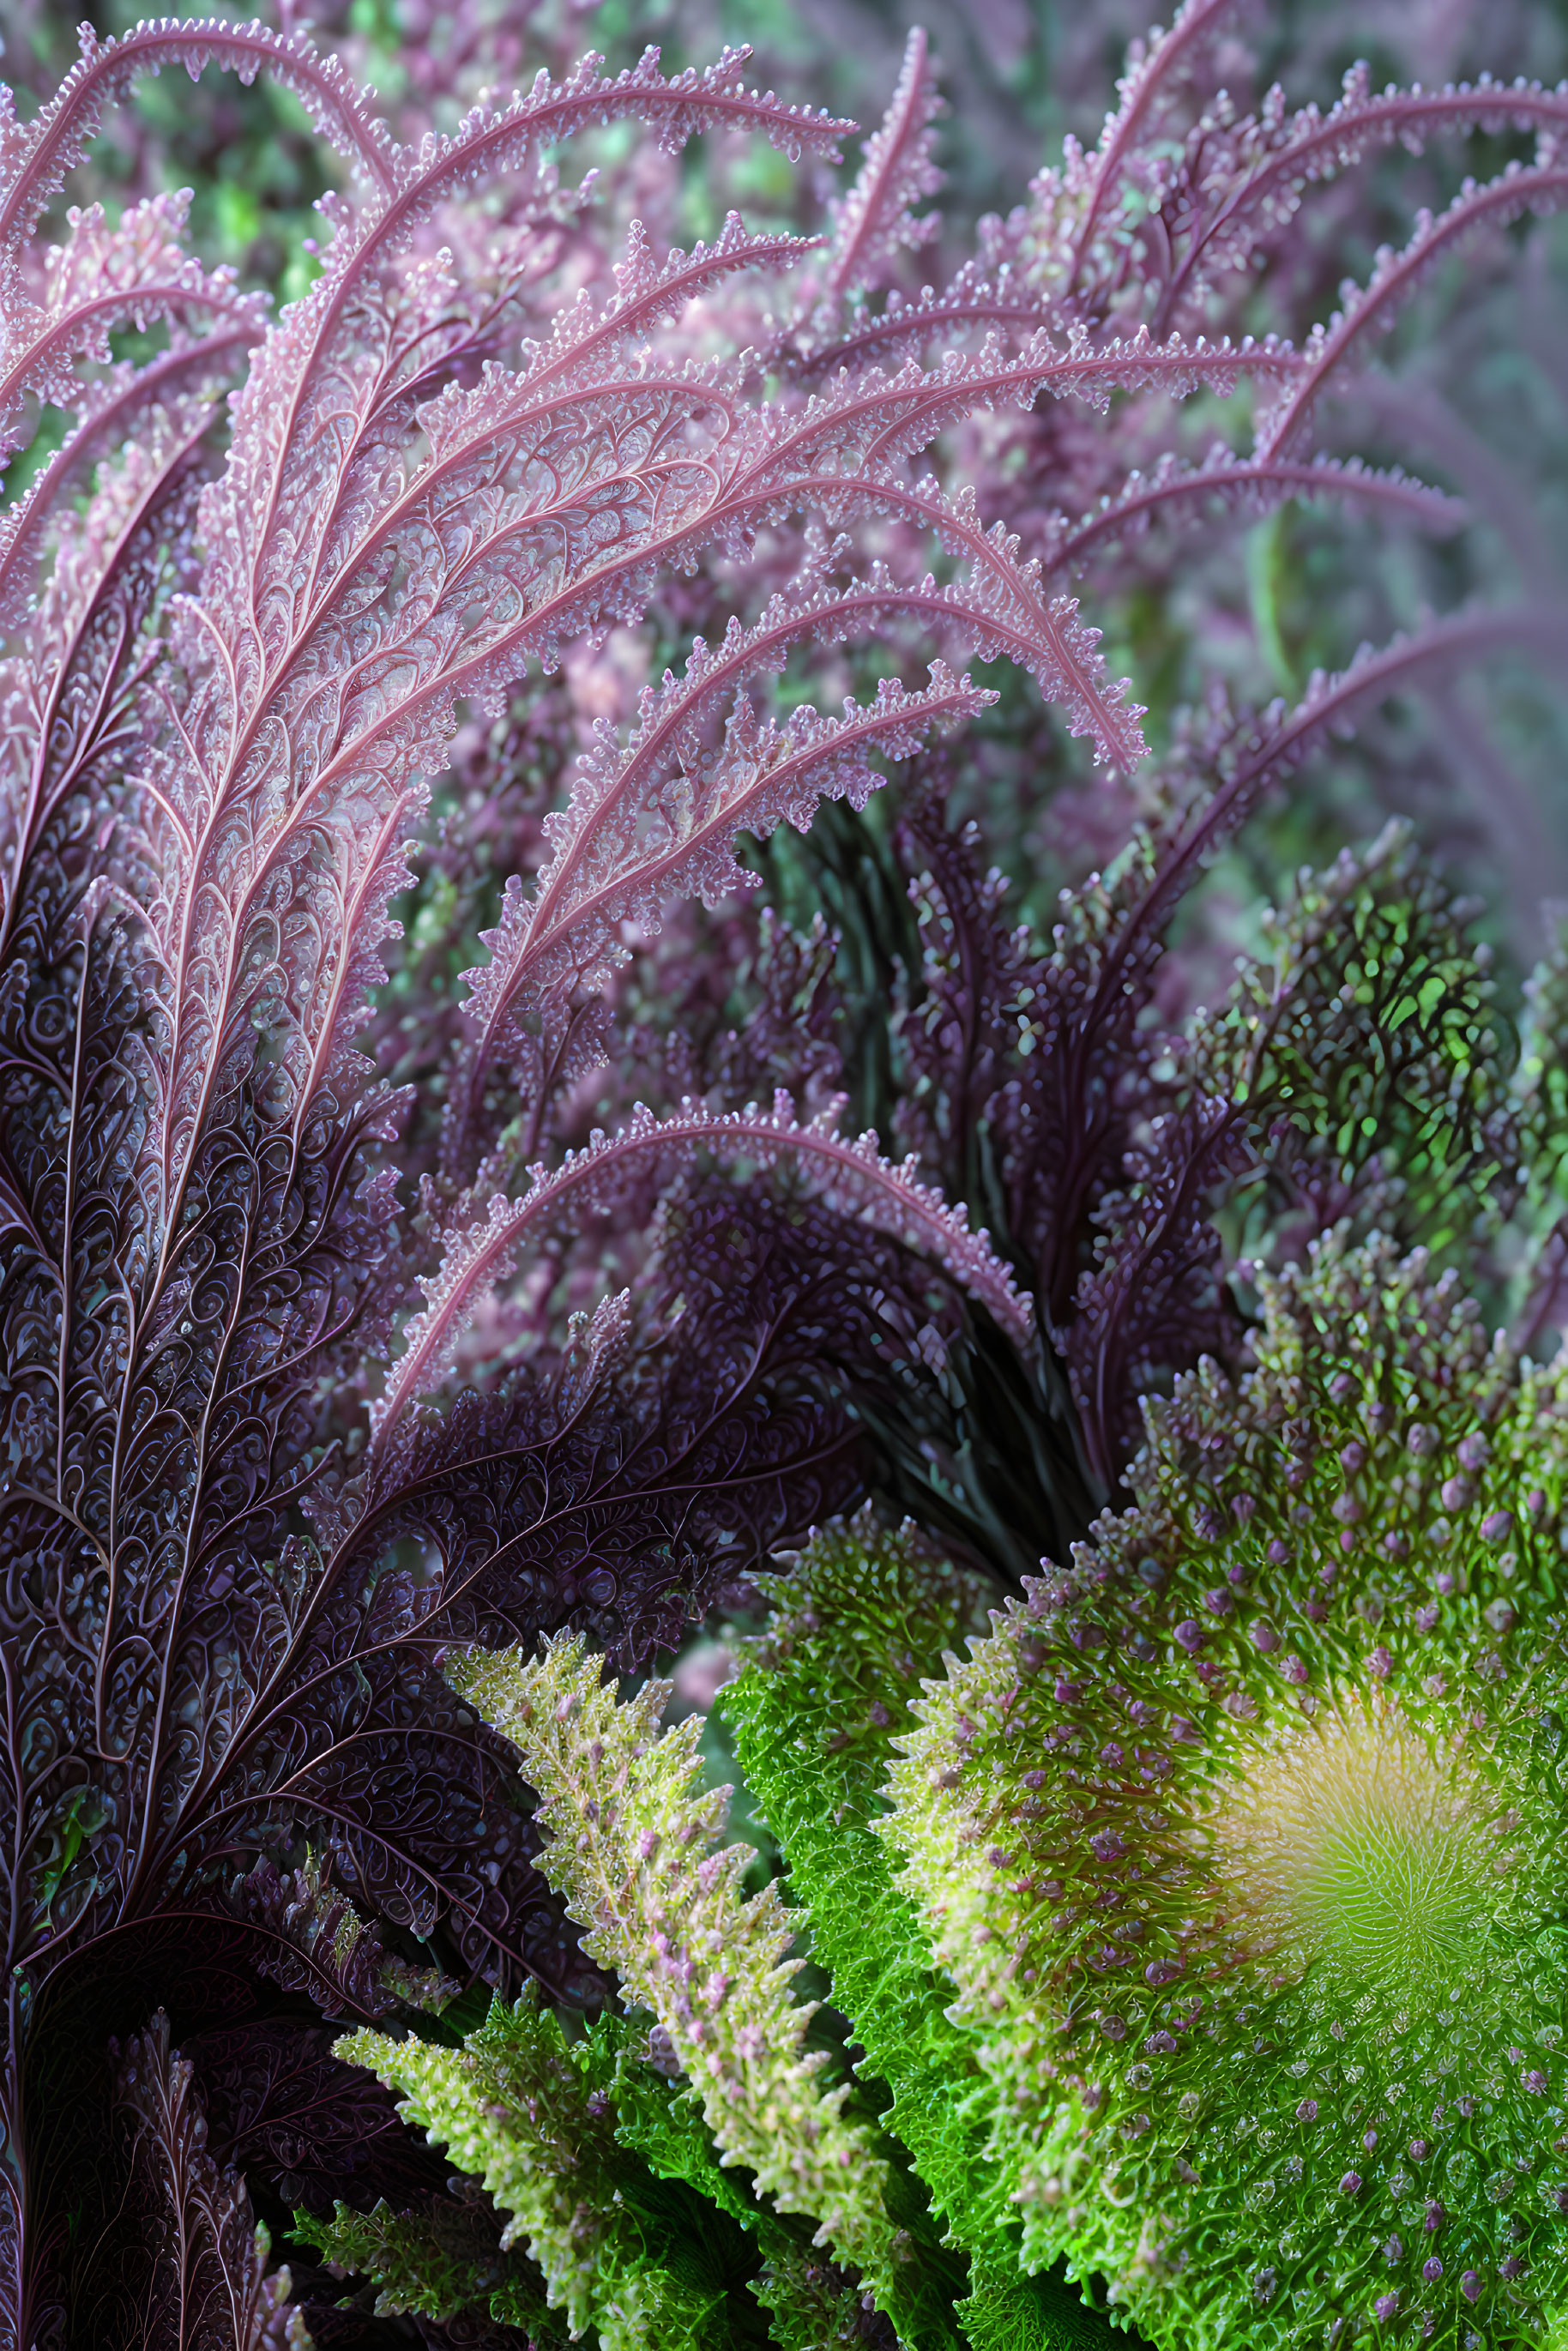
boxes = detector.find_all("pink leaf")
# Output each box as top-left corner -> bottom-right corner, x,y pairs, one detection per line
1050,449 -> 1463,574
1257,164 -> 1568,457
0,191 -> 267,459
371,1093 -> 1032,1468
823,27 -> 945,307
0,16 -> 399,258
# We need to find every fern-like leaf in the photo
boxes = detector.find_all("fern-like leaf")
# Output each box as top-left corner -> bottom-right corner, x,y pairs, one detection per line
443,1635 -> 900,2288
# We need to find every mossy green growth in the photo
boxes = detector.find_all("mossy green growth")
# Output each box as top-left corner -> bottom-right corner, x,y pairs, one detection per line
1190,821 -> 1518,1269
721,1511 -> 1135,2351
290,2186 -> 559,2339
317,1992 -> 783,2348
720,1516 -> 1001,2255
877,1230 -> 1568,2350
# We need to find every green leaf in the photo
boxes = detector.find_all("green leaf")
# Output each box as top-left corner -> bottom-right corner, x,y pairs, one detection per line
721,1513 -> 1130,2350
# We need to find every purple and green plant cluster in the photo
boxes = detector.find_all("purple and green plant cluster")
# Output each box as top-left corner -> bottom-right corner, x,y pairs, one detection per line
3,0 -> 1568,2342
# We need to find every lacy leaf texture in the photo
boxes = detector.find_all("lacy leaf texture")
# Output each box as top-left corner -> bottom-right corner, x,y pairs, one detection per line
2,0 -> 1567,2343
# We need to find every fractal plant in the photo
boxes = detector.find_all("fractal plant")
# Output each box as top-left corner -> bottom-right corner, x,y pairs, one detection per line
3,0 -> 1568,2344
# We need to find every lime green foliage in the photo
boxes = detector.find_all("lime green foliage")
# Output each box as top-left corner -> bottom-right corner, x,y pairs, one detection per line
606,2056 -> 827,2299
328,1993 -> 777,2347
721,1524 -> 1008,2283
722,1513 -> 1134,2351
291,2188 -> 556,2337
332,1998 -> 629,2340
877,1230 -> 1568,2350
749,2246 -> 877,2347
444,1638 -> 898,2284
957,2270 -> 1137,2351
321,1966 -> 906,2344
